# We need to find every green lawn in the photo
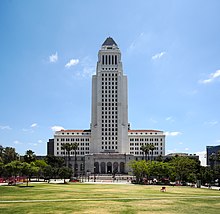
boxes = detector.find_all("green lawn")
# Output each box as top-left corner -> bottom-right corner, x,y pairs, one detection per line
0,183 -> 219,214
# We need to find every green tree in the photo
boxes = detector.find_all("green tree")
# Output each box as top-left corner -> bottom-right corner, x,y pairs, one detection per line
140,144 -> 150,161
20,162 -> 39,186
5,160 -> 22,183
61,143 -> 68,166
2,147 -> 19,164
23,150 -> 36,163
170,157 -> 199,182
72,142 -> 79,177
34,159 -> 48,181
58,166 -> 73,182
149,144 -> 156,161
128,160 -> 149,183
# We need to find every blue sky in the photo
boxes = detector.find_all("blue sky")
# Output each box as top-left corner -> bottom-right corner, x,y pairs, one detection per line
1,0 -> 220,165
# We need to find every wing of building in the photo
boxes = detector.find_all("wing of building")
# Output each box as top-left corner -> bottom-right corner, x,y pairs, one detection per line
47,37 -> 165,175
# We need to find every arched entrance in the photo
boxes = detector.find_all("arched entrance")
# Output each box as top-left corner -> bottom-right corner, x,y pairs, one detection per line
120,162 -> 125,173
107,162 -> 112,174
94,162 -> 99,174
100,162 -> 105,174
113,162 -> 118,174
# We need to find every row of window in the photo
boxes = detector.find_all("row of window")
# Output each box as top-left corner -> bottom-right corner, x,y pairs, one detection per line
102,90 -> 118,94
129,132 -> 159,135
102,98 -> 118,102
102,142 -> 118,145
102,128 -> 118,132
102,107 -> 118,111
130,151 -> 163,155
102,78 -> 118,81
130,138 -> 163,142
102,81 -> 117,85
102,111 -> 118,115
130,143 -> 163,146
102,102 -> 117,106
57,151 -> 89,155
58,138 -> 90,142
101,67 -> 117,71
57,147 -> 89,151
102,136 -> 117,140
101,55 -> 118,65
60,132 -> 90,135
130,147 -> 162,151
102,146 -> 117,150
101,73 -> 118,77
102,132 -> 118,136
102,115 -> 118,119
102,86 -> 118,90
57,143 -> 90,146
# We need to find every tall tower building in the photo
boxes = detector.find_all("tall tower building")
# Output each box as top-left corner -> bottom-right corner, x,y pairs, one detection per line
90,37 -> 129,154
48,37 -> 165,175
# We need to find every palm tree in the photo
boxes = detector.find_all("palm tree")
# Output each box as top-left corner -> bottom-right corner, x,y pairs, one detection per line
140,144 -> 150,161
72,143 -> 79,177
61,143 -> 68,167
149,144 -> 156,161
65,143 -> 73,168
3,147 -> 19,164
24,150 -> 36,163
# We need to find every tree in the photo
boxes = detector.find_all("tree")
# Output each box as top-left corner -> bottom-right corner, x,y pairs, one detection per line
140,144 -> 150,161
170,157 -> 199,182
34,159 -> 48,181
23,150 -> 36,163
5,160 -> 22,183
58,167 -> 73,182
149,144 -> 156,161
72,143 -> 79,177
2,147 -> 19,164
128,160 -> 149,183
20,162 -> 39,186
61,143 -> 68,166
45,155 -> 65,168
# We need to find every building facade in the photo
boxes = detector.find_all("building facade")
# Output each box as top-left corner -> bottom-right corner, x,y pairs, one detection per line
206,145 -> 220,167
48,37 -> 165,175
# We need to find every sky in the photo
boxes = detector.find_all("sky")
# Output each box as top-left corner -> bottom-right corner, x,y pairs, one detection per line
1,0 -> 220,166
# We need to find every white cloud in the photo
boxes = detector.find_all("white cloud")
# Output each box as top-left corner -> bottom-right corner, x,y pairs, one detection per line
185,148 -> 189,151
152,51 -> 166,60
165,117 -> 175,123
199,69 -> 220,84
13,140 -> 22,145
30,123 -> 38,128
0,125 -> 11,130
38,140 -> 43,144
127,32 -> 145,53
196,151 -> 207,166
65,59 -> 79,68
49,52 -> 58,63
204,120 -> 218,126
73,56 -> 95,78
51,126 -> 65,132
164,131 -> 182,136
216,139 -> 220,143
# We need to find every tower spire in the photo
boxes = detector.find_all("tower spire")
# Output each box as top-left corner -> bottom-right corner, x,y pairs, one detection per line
102,37 -> 118,46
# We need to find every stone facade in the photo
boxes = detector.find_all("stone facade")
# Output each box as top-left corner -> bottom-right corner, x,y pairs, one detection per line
47,37 -> 165,175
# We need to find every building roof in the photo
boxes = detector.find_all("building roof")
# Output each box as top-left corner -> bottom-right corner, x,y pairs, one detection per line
58,129 -> 91,132
102,37 -> 117,46
128,130 -> 162,133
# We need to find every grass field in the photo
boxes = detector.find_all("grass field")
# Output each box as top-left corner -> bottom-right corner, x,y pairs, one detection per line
0,183 -> 220,214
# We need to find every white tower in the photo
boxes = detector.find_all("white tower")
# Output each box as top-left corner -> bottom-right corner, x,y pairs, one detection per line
90,37 -> 129,154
